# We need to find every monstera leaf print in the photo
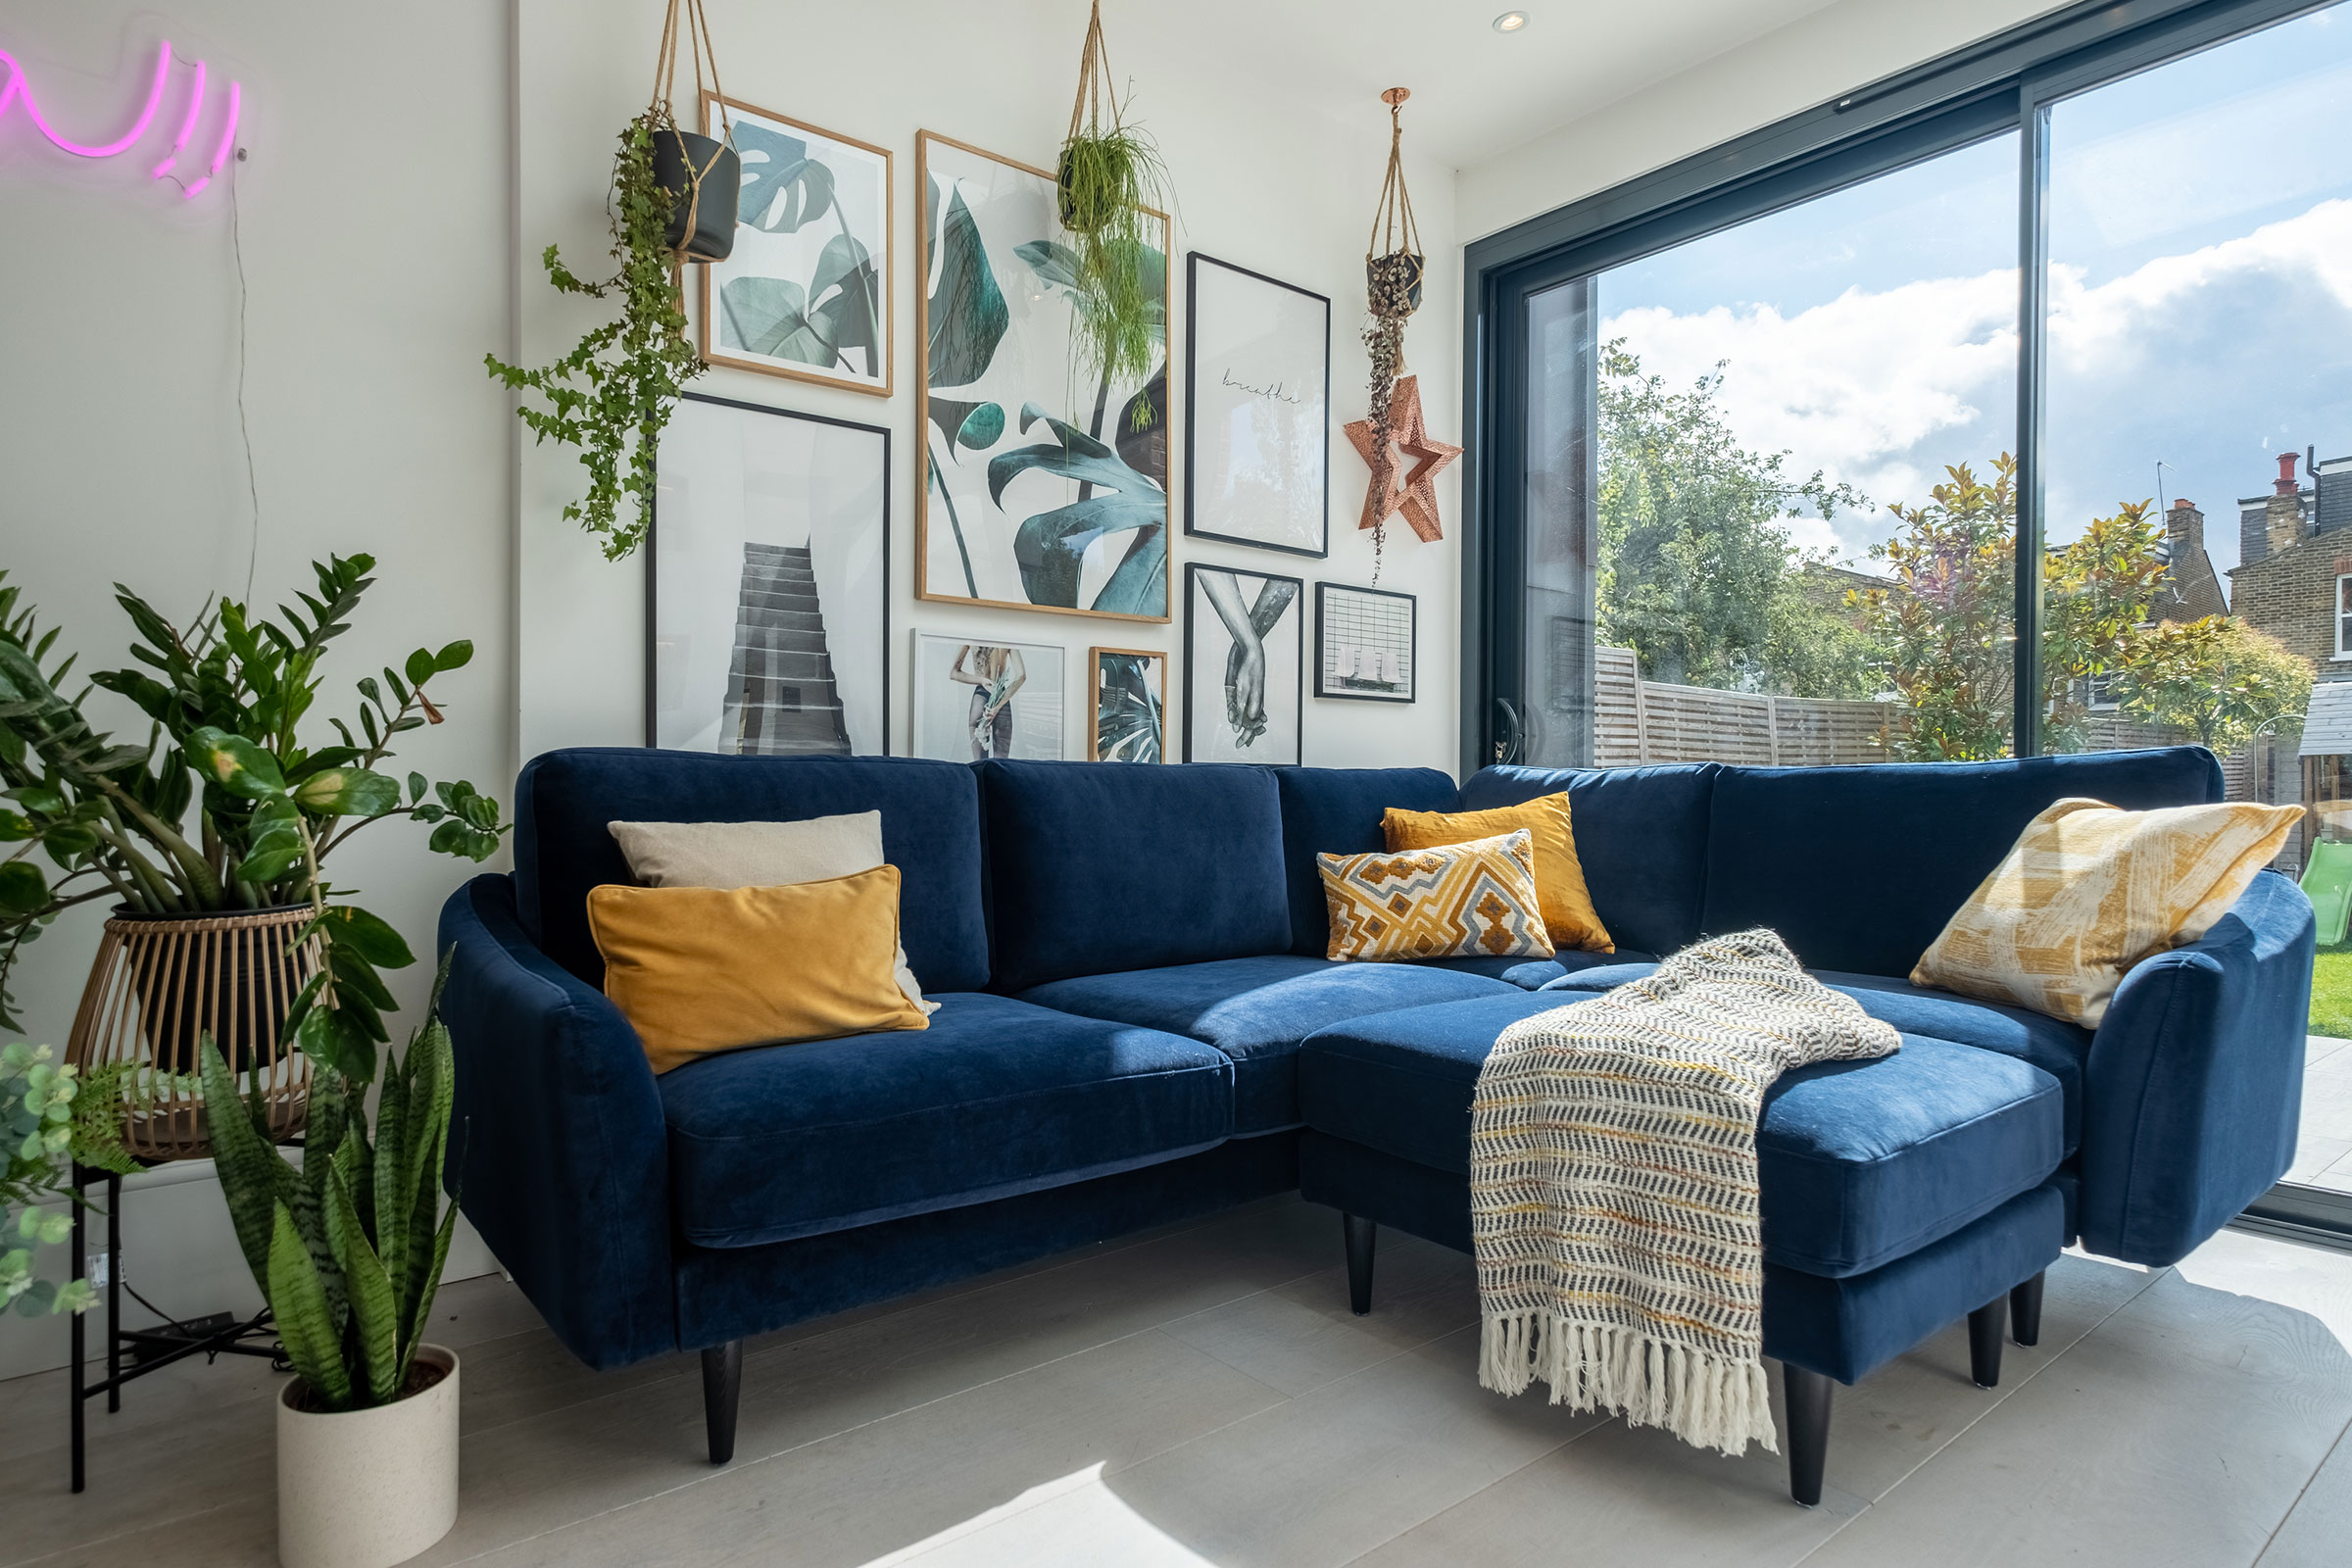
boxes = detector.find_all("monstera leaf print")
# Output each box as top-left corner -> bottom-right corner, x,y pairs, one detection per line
924,172 -> 1012,599
1096,656 -> 1163,763
731,118 -> 835,232
987,405 -> 1167,614
720,277 -> 829,363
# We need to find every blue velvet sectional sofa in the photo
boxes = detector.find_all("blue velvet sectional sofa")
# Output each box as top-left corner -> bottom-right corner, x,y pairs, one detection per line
438,744 -> 2313,1503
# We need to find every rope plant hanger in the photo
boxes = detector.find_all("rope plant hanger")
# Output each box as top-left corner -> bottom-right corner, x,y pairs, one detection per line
646,0 -> 739,268
1362,86 -> 1424,570
1057,0 -> 1170,428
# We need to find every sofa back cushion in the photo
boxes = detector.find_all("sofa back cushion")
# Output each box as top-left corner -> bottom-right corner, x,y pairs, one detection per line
514,749 -> 990,993
1274,766 -> 1459,956
979,760 -> 1292,991
1701,746 -> 2226,978
1455,763 -> 1720,957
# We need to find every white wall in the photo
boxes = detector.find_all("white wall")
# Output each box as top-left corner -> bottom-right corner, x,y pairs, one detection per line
514,0 -> 1462,771
1458,0 -> 2071,242
0,0 -> 513,1376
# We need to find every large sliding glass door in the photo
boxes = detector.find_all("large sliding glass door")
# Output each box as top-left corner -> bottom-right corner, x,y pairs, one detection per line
1472,0 -> 2352,1232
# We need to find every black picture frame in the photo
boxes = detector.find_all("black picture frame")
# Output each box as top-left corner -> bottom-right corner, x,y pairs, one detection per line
1313,581 -> 1417,704
646,392 -> 892,755
1183,562 -> 1305,764
1184,252 -> 1332,559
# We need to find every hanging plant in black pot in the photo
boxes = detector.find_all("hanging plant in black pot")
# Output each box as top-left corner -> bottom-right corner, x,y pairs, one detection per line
1055,0 -> 1171,430
483,0 -> 738,561
1360,87 -> 1423,574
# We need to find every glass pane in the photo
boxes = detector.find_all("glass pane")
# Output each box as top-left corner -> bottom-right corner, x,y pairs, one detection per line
1516,132 -> 2021,768
2040,5 -> 2352,1196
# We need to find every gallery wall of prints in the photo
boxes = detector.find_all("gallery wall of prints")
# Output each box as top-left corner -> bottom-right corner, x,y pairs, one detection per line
512,0 -> 1468,776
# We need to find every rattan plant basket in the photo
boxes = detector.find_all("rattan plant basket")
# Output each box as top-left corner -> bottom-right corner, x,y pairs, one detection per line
64,905 -> 321,1160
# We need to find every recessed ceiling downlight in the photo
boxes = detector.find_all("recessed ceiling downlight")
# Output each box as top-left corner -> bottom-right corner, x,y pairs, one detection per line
1494,11 -> 1529,31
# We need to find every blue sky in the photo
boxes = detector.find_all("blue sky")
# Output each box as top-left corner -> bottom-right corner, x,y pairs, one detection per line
1596,5 -> 2352,592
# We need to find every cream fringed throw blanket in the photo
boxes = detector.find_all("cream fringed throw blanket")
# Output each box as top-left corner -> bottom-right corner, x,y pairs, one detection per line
1472,929 -> 1899,1455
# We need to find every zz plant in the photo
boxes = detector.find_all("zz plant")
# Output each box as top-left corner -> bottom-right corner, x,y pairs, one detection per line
200,964 -> 456,1410
0,555 -> 507,1076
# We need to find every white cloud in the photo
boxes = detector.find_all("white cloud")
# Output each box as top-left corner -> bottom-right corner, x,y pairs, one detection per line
1600,197 -> 2352,563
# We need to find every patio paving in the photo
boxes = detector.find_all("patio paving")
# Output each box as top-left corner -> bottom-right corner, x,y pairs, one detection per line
2295,1037 -> 2352,1195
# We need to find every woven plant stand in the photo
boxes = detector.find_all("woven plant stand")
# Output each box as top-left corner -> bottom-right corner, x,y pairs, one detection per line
61,906 -> 321,1494
65,904 -> 321,1160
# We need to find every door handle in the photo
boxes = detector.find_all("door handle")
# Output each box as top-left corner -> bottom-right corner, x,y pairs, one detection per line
1493,698 -> 1523,764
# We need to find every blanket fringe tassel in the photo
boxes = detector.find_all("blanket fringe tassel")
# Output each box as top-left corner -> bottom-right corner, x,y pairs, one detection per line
1479,1311 -> 1780,1457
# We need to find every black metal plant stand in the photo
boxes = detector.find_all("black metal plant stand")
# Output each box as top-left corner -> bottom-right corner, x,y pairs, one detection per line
66,1163 -> 286,1494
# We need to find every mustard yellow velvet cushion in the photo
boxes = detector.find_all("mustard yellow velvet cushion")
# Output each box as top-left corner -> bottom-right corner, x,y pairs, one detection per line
587,867 -> 929,1073
1320,829 -> 1555,962
1912,796 -> 2303,1026
1383,793 -> 1614,953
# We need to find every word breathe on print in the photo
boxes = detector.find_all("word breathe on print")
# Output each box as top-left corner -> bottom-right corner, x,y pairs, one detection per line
0,39 -> 242,200
1221,368 -> 1306,406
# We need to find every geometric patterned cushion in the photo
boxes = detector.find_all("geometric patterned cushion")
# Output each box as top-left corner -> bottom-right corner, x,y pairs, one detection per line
1912,796 -> 2302,1026
1383,792 -> 1615,954
1318,830 -> 1555,962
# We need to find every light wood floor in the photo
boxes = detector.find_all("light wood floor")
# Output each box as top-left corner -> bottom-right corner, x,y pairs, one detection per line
9,1194 -> 2352,1567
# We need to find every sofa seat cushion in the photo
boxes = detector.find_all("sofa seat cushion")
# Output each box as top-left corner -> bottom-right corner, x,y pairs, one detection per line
1433,950 -> 1658,989
1018,956 -> 1518,1133
1540,963 -> 2091,1152
1297,993 -> 2065,1278
659,992 -> 1232,1249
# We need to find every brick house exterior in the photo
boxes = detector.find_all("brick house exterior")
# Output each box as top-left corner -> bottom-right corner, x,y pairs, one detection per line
2152,497 -> 2228,622
2227,451 -> 2352,679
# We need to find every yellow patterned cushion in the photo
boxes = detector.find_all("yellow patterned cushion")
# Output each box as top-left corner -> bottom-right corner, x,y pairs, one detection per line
1912,797 -> 2302,1026
1319,829 -> 1555,962
1383,794 -> 1614,954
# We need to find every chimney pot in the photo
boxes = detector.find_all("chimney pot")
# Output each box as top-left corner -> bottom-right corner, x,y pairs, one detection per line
2170,498 -> 2195,512
2277,452 -> 2302,495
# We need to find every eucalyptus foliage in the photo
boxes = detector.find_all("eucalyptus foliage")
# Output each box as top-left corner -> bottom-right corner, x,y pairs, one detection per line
200,962 -> 457,1412
0,1044 -> 149,1318
0,556 -> 507,1079
487,116 -> 706,562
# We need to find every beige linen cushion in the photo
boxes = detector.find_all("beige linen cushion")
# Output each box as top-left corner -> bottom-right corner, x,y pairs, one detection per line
607,811 -> 938,1012
1911,796 -> 2302,1026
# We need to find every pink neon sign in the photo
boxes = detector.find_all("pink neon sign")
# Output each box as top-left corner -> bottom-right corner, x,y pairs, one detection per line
0,39 -> 243,201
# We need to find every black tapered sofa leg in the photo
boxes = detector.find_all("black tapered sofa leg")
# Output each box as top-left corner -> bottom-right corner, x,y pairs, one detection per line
702,1340 -> 744,1464
2010,1270 -> 2046,1348
1783,1362 -> 1833,1507
1343,1212 -> 1377,1316
1967,1298 -> 2005,1388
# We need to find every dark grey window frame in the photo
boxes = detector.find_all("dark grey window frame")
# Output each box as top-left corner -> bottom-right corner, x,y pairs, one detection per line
1458,0 -> 2345,1242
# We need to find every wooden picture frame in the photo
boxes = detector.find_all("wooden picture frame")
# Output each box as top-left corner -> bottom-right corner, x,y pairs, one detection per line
915,129 -> 1173,624
1313,581 -> 1416,703
1184,563 -> 1304,764
1185,252 -> 1331,558
648,394 -> 891,755
1088,646 -> 1167,763
908,631 -> 1065,761
699,93 -> 894,397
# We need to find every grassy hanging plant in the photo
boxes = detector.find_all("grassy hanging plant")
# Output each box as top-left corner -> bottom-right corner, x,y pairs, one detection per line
1057,2 -> 1169,429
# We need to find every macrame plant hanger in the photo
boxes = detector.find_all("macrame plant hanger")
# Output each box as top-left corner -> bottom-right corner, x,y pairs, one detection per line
1363,87 -> 1424,577
1065,0 -> 1116,172
648,0 -> 736,271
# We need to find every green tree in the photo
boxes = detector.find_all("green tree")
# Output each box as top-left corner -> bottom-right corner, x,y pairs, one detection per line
1596,342 -> 1873,696
2119,617 -> 2312,753
1851,457 -> 2017,760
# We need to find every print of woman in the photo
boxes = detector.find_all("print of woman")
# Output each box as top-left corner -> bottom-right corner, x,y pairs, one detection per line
1200,570 -> 1298,749
949,644 -> 1027,760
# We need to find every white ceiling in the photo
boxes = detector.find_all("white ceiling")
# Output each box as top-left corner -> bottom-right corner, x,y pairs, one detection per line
1126,0 -> 1847,169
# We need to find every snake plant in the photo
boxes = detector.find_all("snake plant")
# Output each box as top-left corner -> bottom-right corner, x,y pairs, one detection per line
200,959 -> 458,1411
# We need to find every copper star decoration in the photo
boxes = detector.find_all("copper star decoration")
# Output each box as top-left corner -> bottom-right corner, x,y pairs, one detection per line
1343,373 -> 1461,544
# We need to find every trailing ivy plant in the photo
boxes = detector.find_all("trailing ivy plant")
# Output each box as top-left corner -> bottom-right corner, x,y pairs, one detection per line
486,116 -> 706,563
0,556 -> 508,1079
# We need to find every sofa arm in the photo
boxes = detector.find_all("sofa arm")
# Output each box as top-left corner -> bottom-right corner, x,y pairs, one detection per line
439,874 -> 677,1368
2077,869 -> 2316,1266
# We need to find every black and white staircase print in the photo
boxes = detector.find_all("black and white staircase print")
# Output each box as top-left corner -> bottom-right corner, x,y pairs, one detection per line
722,543 -> 853,755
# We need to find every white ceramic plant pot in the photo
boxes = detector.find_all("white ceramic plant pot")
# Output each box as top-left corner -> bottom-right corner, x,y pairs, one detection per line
276,1346 -> 460,1568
